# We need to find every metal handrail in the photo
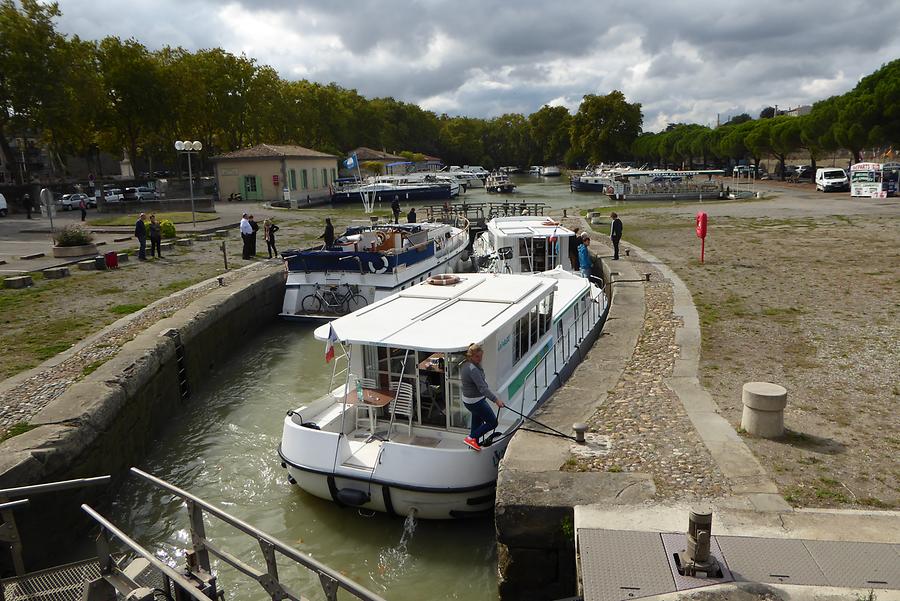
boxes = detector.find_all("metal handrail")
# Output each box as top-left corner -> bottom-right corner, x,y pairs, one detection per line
0,475 -> 111,499
129,468 -> 387,601
81,503 -> 216,601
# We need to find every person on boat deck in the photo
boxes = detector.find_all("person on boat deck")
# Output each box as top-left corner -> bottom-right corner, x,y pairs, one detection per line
391,196 -> 401,224
319,217 -> 335,248
407,207 -> 417,223
578,234 -> 592,279
461,343 -> 505,452
568,227 -> 581,271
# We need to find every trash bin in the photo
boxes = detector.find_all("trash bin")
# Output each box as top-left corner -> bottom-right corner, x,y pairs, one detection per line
94,255 -> 107,270
105,251 -> 119,269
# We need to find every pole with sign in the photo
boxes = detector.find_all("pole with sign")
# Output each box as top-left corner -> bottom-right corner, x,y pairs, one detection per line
695,211 -> 708,264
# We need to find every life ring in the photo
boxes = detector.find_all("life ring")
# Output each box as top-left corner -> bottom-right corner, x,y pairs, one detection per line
427,274 -> 460,286
542,219 -> 560,226
368,256 -> 389,273
604,186 -> 614,195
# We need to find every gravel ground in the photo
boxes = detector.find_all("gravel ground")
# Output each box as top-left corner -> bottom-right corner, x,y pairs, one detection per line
567,265 -> 731,501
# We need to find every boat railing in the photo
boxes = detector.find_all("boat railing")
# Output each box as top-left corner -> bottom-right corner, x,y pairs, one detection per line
434,216 -> 470,260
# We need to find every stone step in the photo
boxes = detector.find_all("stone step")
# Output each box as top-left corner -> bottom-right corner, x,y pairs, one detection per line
19,252 -> 45,260
195,233 -> 213,241
44,267 -> 70,279
4,275 -> 33,289
176,238 -> 192,246
77,259 -> 96,271
160,242 -> 174,251
117,252 -> 130,262
215,229 -> 230,237
114,236 -> 132,242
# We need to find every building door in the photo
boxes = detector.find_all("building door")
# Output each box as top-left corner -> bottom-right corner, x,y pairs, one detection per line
242,175 -> 262,200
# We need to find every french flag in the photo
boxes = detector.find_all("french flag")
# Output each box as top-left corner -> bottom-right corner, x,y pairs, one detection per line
325,324 -> 339,363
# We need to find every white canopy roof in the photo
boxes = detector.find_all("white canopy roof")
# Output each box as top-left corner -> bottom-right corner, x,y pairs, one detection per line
314,272 -> 587,352
487,216 -> 574,239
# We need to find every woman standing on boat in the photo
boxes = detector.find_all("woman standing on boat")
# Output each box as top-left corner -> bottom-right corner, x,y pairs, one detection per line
461,343 -> 504,452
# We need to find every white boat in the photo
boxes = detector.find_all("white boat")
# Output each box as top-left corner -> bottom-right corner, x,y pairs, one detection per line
444,167 -> 485,188
280,220 -> 469,319
540,166 -> 562,177
279,270 -> 607,518
375,173 -> 460,197
485,172 -> 516,194
472,216 -> 579,275
528,166 -> 542,175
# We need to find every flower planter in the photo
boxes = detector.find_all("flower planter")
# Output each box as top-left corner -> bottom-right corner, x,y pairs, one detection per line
52,243 -> 98,258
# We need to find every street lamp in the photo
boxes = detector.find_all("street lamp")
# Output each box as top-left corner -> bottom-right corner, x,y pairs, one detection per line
174,140 -> 203,229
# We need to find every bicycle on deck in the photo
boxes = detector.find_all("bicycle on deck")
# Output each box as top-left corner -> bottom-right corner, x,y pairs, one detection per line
301,284 -> 368,315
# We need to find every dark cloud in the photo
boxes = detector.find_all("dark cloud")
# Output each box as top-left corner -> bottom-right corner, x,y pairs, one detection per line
53,0 -> 900,130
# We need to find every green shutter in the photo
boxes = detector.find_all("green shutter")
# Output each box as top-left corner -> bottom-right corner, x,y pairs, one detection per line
290,169 -> 297,190
255,176 -> 262,200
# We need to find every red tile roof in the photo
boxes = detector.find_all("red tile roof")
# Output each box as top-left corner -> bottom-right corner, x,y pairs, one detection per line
212,144 -> 337,161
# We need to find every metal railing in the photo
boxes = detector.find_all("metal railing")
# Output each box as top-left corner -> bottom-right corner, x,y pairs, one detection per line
124,468 -> 387,601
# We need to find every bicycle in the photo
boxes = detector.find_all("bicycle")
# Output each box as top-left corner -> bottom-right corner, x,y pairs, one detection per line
301,284 -> 368,315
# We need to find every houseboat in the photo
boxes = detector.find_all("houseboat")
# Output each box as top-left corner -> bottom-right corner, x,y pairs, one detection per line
279,270 -> 607,518
280,220 -> 469,319
571,167 -> 725,199
485,172 -> 517,194
540,166 -> 562,177
331,179 -> 453,203
472,216 -> 578,274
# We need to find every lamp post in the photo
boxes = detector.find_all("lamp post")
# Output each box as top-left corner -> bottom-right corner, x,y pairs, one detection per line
175,140 -> 203,229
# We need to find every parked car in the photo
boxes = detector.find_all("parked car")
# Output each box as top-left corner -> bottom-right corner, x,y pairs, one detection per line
815,168 -> 850,192
796,165 -> 815,180
123,186 -> 160,201
104,188 -> 123,202
58,193 -> 90,210
0,192 -> 7,217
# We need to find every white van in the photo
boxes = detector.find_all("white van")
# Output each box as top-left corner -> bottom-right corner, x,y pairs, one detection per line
816,168 -> 849,192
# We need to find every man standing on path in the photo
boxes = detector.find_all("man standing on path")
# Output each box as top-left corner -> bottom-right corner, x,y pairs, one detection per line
239,213 -> 252,259
610,212 -> 623,260
319,217 -> 335,248
578,234 -> 592,278
135,212 -> 147,260
391,196 -> 401,224
248,214 -> 259,257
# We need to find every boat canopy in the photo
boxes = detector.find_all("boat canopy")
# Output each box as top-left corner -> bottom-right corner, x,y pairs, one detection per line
313,273 -> 573,351
488,216 -> 574,239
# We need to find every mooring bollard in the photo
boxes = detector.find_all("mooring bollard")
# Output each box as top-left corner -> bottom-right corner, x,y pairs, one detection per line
43,267 -> 70,279
740,381 -> 788,438
4,275 -> 33,289
572,423 -> 588,444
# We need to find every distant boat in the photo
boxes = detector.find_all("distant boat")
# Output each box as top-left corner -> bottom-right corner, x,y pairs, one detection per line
528,166 -> 542,175
331,179 -> 453,203
540,166 -> 561,177
485,172 -> 517,194
574,168 -> 726,200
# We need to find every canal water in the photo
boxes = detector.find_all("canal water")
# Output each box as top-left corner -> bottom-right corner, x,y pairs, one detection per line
108,175 -> 603,600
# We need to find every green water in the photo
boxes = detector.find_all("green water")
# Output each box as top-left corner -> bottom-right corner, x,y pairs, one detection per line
107,175 -> 601,600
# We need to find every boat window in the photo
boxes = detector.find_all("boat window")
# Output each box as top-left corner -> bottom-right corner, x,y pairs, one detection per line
529,306 -> 539,345
363,346 -> 379,381
532,238 -> 547,271
538,294 -> 553,337
445,352 -> 469,430
514,313 -> 530,362
519,239 -> 532,272
417,351 -> 447,427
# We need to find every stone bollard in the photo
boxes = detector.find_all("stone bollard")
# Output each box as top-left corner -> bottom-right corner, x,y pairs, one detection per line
117,252 -> 129,263
196,233 -> 213,241
741,382 -> 788,438
160,242 -> 174,252
44,267 -> 70,279
215,229 -> 230,237
176,238 -> 193,246
77,259 -> 96,271
4,275 -> 33,289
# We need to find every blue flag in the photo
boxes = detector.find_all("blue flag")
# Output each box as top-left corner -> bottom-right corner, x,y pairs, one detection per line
344,153 -> 358,170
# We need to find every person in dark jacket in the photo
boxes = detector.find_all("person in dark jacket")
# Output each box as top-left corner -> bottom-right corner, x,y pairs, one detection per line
407,207 -> 417,223
24,194 -> 32,219
460,343 -> 504,451
135,212 -> 147,260
568,227 -> 581,270
610,212 -> 623,260
319,217 -> 335,248
248,214 -> 259,256
264,218 -> 279,259
148,214 -> 162,258
391,196 -> 401,224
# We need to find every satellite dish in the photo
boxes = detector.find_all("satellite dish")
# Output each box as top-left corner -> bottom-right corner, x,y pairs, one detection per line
174,141 -> 185,151
191,141 -> 203,151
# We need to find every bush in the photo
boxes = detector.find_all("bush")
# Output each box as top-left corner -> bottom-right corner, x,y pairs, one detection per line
160,219 -> 176,239
52,225 -> 94,247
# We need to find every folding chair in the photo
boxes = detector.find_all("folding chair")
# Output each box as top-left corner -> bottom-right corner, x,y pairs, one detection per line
388,381 -> 415,435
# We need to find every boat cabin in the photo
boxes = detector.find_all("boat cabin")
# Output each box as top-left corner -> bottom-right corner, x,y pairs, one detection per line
477,216 -> 576,273
313,272 -> 592,435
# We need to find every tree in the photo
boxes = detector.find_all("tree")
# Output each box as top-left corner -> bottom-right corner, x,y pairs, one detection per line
528,105 -> 571,165
569,90 -> 642,164
724,113 -> 752,126
759,106 -> 776,119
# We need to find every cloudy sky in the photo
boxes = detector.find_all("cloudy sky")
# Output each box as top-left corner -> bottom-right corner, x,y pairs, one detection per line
55,0 -> 900,131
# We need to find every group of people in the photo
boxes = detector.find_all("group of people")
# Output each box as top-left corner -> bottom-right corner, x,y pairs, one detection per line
389,197 -> 418,224
133,213 -> 164,260
239,213 -> 280,259
566,212 -> 624,278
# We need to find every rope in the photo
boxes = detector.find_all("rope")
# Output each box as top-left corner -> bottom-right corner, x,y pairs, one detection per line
502,405 -> 578,442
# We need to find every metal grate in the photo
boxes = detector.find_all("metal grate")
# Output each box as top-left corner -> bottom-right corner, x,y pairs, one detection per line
578,530 -> 675,601
660,532 -> 733,590
804,540 -> 900,589
1,559 -> 100,601
716,536 -> 829,586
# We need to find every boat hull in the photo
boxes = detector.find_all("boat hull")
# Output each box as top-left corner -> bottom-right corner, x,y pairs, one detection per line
570,178 -> 611,192
332,186 -> 452,203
